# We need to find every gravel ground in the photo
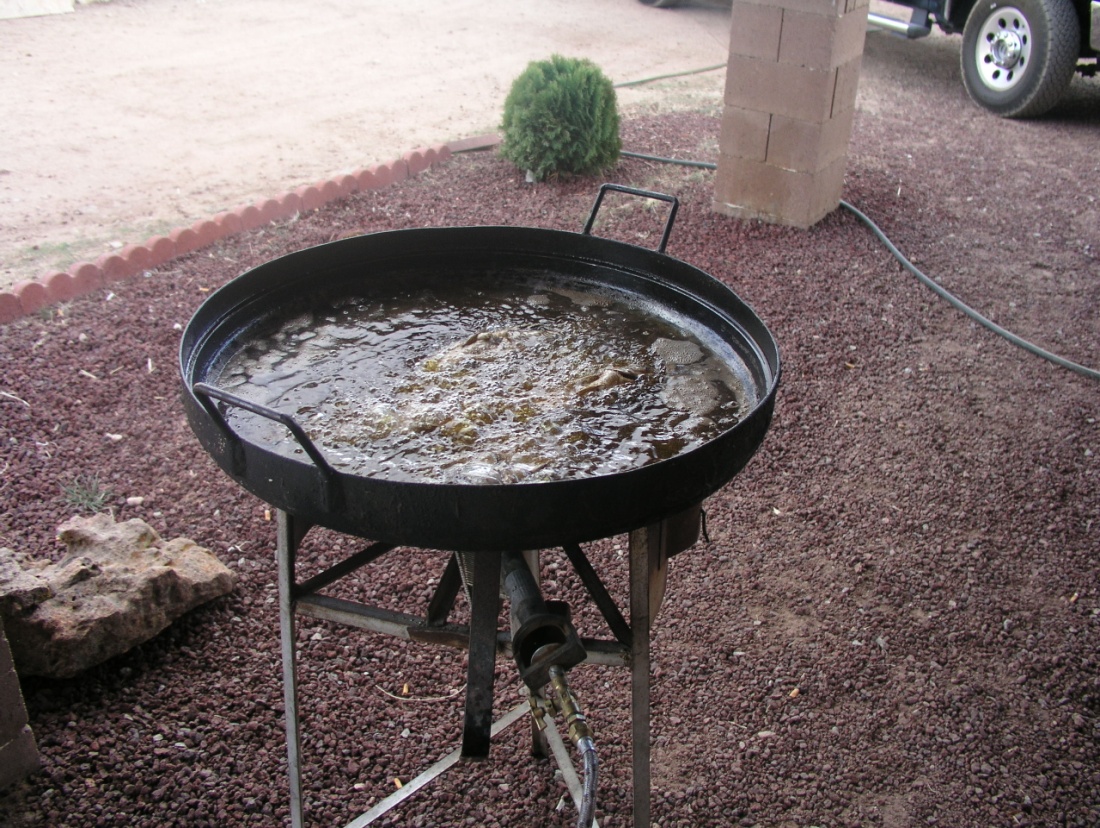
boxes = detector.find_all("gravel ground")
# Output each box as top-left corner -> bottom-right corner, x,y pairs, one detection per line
1,34 -> 1099,828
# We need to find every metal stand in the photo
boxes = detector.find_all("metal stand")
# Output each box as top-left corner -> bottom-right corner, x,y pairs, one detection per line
275,506 -> 694,828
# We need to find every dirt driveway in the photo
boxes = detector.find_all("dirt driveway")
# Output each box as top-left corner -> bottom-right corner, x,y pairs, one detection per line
3,0 -> 1098,294
0,0 -> 736,291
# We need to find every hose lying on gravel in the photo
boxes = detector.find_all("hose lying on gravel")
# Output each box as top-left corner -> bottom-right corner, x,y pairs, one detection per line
620,150 -> 1100,382
613,63 -> 727,89
838,199 -> 1100,382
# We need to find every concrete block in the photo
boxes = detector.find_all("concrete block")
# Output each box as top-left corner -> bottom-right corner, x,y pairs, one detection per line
189,219 -> 222,250
355,167 -> 379,191
143,236 -> 177,268
121,243 -> 153,275
236,204 -> 263,232
727,2 -> 784,61
213,211 -> 243,237
14,280 -> 50,314
778,6 -> 869,69
368,163 -> 396,190
766,104 -> 856,171
295,184 -> 324,212
0,619 -> 39,789
43,271 -> 79,303
389,159 -> 410,184
0,292 -> 23,324
831,53 -> 864,117
336,174 -> 359,197
735,0 -> 846,19
724,55 -> 838,123
713,152 -> 847,227
446,134 -> 501,154
96,252 -> 131,283
720,0 -> 865,227
718,106 -> 772,161
169,226 -> 200,256
810,153 -> 848,217
318,180 -> 341,204
69,262 -> 103,293
277,191 -> 303,218
404,148 -> 432,176
254,199 -> 282,225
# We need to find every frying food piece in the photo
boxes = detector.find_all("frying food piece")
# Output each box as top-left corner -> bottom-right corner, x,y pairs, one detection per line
577,367 -> 644,396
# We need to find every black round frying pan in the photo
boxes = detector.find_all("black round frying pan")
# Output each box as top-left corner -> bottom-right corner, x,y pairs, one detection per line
178,186 -> 780,551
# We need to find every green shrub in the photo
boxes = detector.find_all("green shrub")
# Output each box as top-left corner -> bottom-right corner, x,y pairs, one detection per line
500,55 -> 621,182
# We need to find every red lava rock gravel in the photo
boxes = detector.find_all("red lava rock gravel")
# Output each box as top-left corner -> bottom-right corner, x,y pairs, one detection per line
1,56 -> 1099,828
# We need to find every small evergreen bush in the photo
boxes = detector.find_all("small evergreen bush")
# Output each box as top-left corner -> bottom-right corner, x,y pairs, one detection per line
500,55 -> 621,182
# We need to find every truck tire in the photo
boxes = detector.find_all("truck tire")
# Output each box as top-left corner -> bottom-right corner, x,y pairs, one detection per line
960,0 -> 1080,117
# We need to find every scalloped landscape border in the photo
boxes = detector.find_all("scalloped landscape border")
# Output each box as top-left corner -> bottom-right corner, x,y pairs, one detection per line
0,137 -> 500,325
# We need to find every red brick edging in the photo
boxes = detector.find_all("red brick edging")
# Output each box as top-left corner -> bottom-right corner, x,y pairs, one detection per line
0,144 -> 459,325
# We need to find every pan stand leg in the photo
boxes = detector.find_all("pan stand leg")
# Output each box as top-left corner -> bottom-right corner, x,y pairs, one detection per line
629,525 -> 661,828
277,510 -> 310,828
461,550 -> 502,759
523,550 -> 550,760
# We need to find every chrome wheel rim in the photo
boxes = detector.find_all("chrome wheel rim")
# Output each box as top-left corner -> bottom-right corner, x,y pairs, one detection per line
975,6 -> 1033,91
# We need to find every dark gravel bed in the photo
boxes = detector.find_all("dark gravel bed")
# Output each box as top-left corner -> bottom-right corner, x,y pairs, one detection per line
2,36 -> 1099,828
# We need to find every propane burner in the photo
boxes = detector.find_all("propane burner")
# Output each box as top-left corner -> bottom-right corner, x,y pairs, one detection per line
496,550 -> 588,687
497,550 -> 598,826
180,185 -> 781,827
274,507 -> 697,828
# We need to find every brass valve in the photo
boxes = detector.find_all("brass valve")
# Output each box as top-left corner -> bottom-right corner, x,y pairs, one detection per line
527,689 -> 551,732
527,663 -> 599,828
548,664 -> 593,746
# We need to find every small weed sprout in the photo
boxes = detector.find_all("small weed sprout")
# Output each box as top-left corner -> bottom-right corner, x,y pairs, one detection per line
60,473 -> 113,513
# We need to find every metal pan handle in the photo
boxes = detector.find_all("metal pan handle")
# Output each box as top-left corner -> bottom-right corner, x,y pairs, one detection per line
582,183 -> 680,254
192,382 -> 342,507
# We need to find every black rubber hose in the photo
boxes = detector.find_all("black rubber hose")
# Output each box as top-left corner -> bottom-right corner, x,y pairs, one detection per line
619,150 -> 1100,382
612,63 -> 727,88
838,199 -> 1100,381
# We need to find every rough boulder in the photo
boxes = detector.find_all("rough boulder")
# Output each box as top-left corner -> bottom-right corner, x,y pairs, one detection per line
0,514 -> 236,679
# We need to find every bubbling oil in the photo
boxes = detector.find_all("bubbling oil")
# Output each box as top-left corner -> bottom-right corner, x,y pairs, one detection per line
213,277 -> 750,484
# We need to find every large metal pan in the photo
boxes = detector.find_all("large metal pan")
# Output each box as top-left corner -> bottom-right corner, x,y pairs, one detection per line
179,186 -> 780,551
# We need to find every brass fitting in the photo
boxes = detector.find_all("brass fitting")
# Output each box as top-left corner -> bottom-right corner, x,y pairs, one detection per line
527,690 -> 551,732
548,664 -> 593,745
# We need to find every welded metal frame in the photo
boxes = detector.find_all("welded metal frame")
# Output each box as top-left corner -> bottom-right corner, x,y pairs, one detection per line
274,507 -> 678,828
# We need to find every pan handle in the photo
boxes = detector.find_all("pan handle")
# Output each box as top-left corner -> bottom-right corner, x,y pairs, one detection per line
582,184 -> 680,254
192,382 -> 343,508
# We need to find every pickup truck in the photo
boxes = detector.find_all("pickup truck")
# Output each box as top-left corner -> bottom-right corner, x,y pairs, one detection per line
639,0 -> 1099,117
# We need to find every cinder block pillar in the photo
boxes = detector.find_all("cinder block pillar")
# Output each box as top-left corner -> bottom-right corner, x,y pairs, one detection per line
0,618 -> 40,790
713,0 -> 868,228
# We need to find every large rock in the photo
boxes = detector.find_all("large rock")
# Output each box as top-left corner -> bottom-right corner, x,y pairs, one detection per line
0,617 -> 40,789
0,514 -> 236,679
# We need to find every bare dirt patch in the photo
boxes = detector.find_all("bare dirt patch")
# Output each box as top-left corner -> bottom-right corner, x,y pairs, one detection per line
0,0 -> 733,291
